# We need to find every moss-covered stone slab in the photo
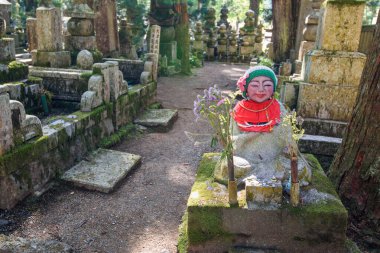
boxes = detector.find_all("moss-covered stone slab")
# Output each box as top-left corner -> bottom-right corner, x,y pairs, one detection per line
62,148 -> 141,193
0,234 -> 72,252
134,109 -> 178,132
178,153 -> 348,253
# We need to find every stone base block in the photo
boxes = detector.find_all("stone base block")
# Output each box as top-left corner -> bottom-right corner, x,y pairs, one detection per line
229,45 -> 237,55
160,41 -> 177,61
31,50 -> 71,68
217,45 -> 227,54
64,35 -> 96,51
193,40 -> 203,51
279,82 -> 299,110
302,118 -> 347,138
240,46 -> 254,56
0,38 -> 16,62
253,43 -> 263,54
299,134 -> 341,156
134,109 -> 178,132
298,40 -> 315,61
245,177 -> 282,204
62,148 -> 141,193
295,60 -> 302,74
297,82 -> 358,121
179,153 -> 348,253
302,50 -> 366,86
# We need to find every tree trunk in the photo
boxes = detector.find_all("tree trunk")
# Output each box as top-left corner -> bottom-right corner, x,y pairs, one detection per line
174,0 -> 191,75
271,0 -> 300,63
328,13 -> 380,246
249,0 -> 259,25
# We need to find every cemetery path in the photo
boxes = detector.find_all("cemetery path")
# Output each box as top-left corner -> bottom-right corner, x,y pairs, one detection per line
8,62 -> 248,253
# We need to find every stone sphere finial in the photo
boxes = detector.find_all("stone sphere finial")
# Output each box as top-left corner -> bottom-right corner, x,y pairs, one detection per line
77,50 -> 94,69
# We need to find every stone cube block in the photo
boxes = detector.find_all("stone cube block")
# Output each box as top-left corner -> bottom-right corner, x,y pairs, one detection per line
245,177 -> 282,204
0,38 -> 15,61
298,40 -> 315,61
316,0 -> 365,52
193,40 -> 203,50
31,50 -> 71,68
64,35 -> 96,51
302,50 -> 366,86
297,82 -> 358,121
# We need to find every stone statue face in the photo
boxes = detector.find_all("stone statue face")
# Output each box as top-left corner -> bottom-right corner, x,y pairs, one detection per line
247,76 -> 274,103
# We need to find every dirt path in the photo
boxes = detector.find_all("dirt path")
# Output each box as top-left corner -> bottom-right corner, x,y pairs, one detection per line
6,62 -> 248,253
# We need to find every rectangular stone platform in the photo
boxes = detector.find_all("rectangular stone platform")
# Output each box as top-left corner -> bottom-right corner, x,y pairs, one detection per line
62,148 -> 141,193
178,153 -> 348,253
134,109 -> 178,132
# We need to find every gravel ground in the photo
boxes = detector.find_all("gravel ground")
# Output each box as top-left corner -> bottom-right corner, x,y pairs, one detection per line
1,62 -> 248,253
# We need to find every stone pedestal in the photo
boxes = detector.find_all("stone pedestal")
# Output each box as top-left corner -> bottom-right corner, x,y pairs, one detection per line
0,38 -> 15,61
253,42 -> 263,54
302,50 -> 366,86
65,36 -> 96,51
160,41 -> 177,62
31,50 -> 71,68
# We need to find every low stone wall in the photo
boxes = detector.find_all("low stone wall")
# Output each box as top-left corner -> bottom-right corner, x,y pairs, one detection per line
0,81 -> 156,209
103,58 -> 144,85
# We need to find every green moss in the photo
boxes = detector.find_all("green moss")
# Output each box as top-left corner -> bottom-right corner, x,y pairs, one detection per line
187,206 -> 232,245
99,123 -> 136,148
27,76 -> 43,85
0,61 -> 29,83
147,102 -> 162,110
80,71 -> 93,82
345,239 -> 362,253
0,136 -> 49,177
178,212 -> 189,253
90,49 -> 103,63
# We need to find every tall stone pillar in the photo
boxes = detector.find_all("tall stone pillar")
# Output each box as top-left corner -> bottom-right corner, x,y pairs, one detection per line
31,2 -> 71,67
297,0 -> 367,164
0,86 -> 14,156
149,25 -> 161,55
93,0 -> 120,57
26,18 -> 38,51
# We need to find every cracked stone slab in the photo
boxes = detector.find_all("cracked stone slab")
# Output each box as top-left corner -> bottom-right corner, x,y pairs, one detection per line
134,109 -> 178,132
62,149 -> 141,193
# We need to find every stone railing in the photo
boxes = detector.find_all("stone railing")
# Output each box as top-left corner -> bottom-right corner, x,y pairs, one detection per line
0,80 -> 156,209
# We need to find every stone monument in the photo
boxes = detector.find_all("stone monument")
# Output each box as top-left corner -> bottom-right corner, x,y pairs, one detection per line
148,0 -> 178,62
217,5 -> 230,29
119,19 -> 137,59
297,0 -> 367,165
217,24 -> 228,60
0,0 -> 11,34
296,1 -> 322,74
31,0 -> 71,67
203,7 -> 216,60
64,0 -> 96,52
239,10 -> 256,61
93,0 -> 120,57
228,29 -> 238,61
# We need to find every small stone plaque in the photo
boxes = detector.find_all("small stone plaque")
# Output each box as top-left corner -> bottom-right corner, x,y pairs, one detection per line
62,148 -> 141,193
134,109 -> 178,132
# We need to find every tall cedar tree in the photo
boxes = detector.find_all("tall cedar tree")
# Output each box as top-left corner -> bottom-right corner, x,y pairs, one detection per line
174,0 -> 191,74
271,0 -> 300,63
328,13 -> 380,246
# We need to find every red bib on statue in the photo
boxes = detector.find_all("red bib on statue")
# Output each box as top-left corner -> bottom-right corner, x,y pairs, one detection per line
233,99 -> 281,132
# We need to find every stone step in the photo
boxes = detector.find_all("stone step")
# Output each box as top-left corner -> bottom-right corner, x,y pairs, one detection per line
62,148 -> 141,193
299,134 -> 342,156
229,247 -> 282,253
134,109 -> 178,132
302,118 -> 347,138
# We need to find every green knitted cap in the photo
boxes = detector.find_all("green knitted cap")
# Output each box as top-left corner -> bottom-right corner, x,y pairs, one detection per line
243,66 -> 277,98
